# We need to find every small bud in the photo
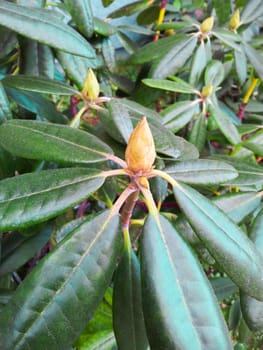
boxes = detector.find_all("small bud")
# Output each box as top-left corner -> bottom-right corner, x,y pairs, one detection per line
200,16 -> 214,33
82,68 -> 100,100
201,84 -> 213,98
125,117 -> 156,173
229,9 -> 240,31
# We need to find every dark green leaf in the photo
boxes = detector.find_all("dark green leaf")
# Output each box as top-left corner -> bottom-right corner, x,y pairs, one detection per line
152,36 -> 198,79
56,50 -> 102,90
127,34 -> 185,64
0,210 -> 121,350
0,0 -> 95,57
0,223 -> 53,276
234,47 -> 247,84
108,0 -> 150,18
0,168 -> 104,231
64,0 -> 94,38
93,17 -> 117,36
113,240 -> 148,350
0,26 -> 17,59
0,120 -> 113,164
19,39 -> 55,78
2,75 -> 78,95
189,41 -> 209,86
188,113 -> 207,153
243,130 -> 263,156
141,214 -> 232,349
173,182 -> 263,299
209,102 -> 241,145
165,159 -> 238,185
0,81 -> 12,123
143,77 -> 197,94
5,87 -> 68,124
213,0 -> 231,23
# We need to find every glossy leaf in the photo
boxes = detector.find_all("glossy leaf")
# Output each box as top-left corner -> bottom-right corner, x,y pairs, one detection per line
19,39 -> 55,78
188,113 -> 207,153
165,159 -> 238,185
242,42 -> 263,80
0,223 -> 53,276
0,81 -> 12,123
0,120 -> 113,164
127,34 -> 185,64
210,277 -> 238,302
64,0 -> 94,38
141,214 -> 232,350
113,237 -> 148,350
56,50 -> 102,90
234,47 -> 247,84
143,77 -> 197,94
209,102 -> 241,145
152,36 -> 198,79
240,209 -> 263,332
243,130 -> 263,156
173,181 -> 263,300
5,87 -> 68,124
2,75 -> 78,95
189,42 -> 208,86
213,0 -> 231,23
108,0 -> 150,18
212,29 -> 241,51
0,210 -> 121,350
0,167 -> 104,231
0,0 -> 95,58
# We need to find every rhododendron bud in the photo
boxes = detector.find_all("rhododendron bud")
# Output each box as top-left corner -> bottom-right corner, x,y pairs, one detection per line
229,9 -> 240,31
125,117 -> 156,173
200,16 -> 214,33
201,84 -> 213,98
82,68 -> 100,100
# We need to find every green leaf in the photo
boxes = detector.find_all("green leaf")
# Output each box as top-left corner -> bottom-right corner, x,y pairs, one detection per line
234,47 -> 247,84
162,100 -> 199,132
113,240 -> 148,350
0,81 -> 12,123
213,191 -> 261,224
0,210 -> 121,350
108,0 -> 150,18
241,0 -> 263,24
189,41 -> 208,86
74,288 -> 116,350
242,42 -> 263,80
209,102 -> 241,145
243,130 -> 263,156
213,0 -> 231,23
0,168 -> 104,231
152,36 -> 198,79
0,223 -> 53,276
0,0 -> 95,58
5,87 -> 68,124
240,208 -> 263,332
0,120 -> 113,164
56,50 -> 102,90
204,60 -> 225,88
165,159 -> 238,185
212,29 -> 241,51
93,17 -> 117,36
0,26 -> 17,59
2,75 -> 78,95
188,113 -> 207,154
64,0 -> 94,38
141,214 -> 232,350
127,34 -> 185,64
143,77 -> 197,94
19,39 -> 55,78
173,182 -> 263,299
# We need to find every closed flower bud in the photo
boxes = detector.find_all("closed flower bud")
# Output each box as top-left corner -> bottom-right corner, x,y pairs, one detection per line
201,84 -> 213,98
200,16 -> 214,33
229,9 -> 240,31
125,117 -> 156,173
82,68 -> 100,100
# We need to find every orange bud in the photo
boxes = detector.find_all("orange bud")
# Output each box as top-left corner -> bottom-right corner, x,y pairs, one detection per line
200,16 -> 214,33
125,117 -> 156,173
82,68 -> 100,100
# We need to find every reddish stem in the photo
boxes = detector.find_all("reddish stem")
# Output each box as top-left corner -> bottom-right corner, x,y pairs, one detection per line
237,102 -> 247,122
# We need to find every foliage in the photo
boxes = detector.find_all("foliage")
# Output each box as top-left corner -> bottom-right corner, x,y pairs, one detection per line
0,0 -> 263,349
